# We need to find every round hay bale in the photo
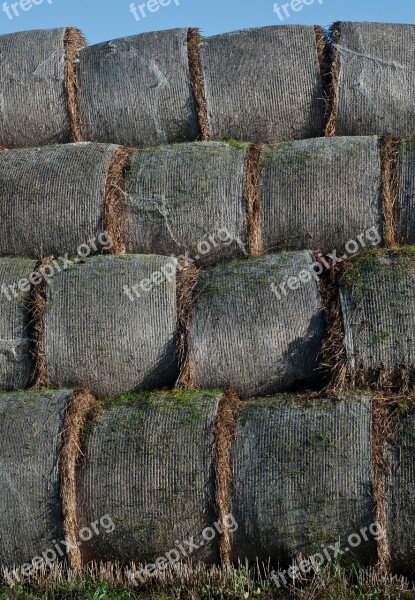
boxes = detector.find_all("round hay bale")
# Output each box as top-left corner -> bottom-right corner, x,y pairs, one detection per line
0,28 -> 85,148
340,252 -> 415,382
260,137 -> 383,254
0,143 -> 120,258
398,139 -> 415,245
125,142 -> 248,266
331,22 -> 415,136
0,389 -> 70,566
385,411 -> 415,575
188,252 -> 325,397
200,26 -> 325,144
44,255 -> 178,397
78,390 -> 220,564
78,30 -> 198,147
230,394 -> 375,564
0,258 -> 36,390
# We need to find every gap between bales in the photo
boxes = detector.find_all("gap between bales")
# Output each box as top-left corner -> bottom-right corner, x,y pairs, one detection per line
59,390 -> 98,570
245,143 -> 263,257
175,260 -> 201,388
325,22 -> 341,137
104,147 -> 133,255
27,258 -> 52,389
64,28 -> 86,143
187,28 -> 210,141
380,134 -> 399,249
214,391 -> 243,565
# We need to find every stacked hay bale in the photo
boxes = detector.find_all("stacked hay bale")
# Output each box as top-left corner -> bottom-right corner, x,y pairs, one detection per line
385,408 -> 415,575
397,138 -> 415,245
0,143 -> 122,258
327,22 -> 415,137
184,252 -> 325,397
0,258 -> 36,390
78,390 -> 220,564
43,255 -> 178,397
339,250 -> 415,386
1,21 -> 415,576
125,142 -> 248,265
199,26 -> 325,142
230,394 -> 375,564
78,30 -> 199,147
0,29 -> 85,148
260,137 -> 383,253
0,390 -> 70,565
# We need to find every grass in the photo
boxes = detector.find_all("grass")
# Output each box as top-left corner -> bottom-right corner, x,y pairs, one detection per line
0,562 -> 414,600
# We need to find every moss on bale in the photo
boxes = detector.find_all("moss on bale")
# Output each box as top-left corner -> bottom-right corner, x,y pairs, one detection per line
230,393 -> 375,565
340,250 -> 415,390
188,252 -> 325,397
78,390 -> 221,564
125,142 -> 248,266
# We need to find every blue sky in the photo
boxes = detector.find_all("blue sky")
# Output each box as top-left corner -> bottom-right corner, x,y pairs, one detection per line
0,0 -> 413,44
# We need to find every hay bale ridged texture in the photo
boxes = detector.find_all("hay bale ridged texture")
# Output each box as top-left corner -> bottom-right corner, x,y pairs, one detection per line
398,139 -> 415,245
340,253 -> 415,375
333,22 -> 415,136
0,258 -> 36,390
231,394 -> 375,564
260,137 -> 382,253
78,390 -> 220,563
385,412 -> 415,574
44,255 -> 178,397
188,253 -> 325,397
0,143 -> 118,258
0,390 -> 70,565
126,143 -> 248,266
78,30 -> 198,147
0,29 -> 73,148
200,26 -> 325,143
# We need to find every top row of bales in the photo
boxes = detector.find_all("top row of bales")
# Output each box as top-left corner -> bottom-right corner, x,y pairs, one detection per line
1,22 -> 415,149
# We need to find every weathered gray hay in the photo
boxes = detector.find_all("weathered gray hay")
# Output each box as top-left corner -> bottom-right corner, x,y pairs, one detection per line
0,258 -> 36,390
78,390 -> 220,564
340,251 -> 415,387
125,142 -> 248,266
397,139 -> 415,245
78,30 -> 198,147
44,255 -> 178,397
330,22 -> 415,136
199,26 -> 325,143
0,28 -> 85,148
187,252 -> 325,397
231,394 -> 375,564
0,389 -> 70,566
260,137 -> 383,254
385,410 -> 415,574
0,143 -> 119,258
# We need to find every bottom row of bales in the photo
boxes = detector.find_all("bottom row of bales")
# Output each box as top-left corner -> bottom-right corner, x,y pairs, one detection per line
0,389 -> 414,574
